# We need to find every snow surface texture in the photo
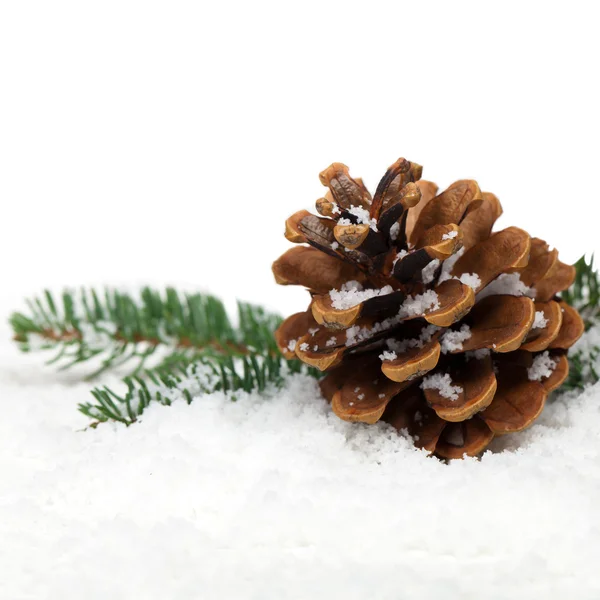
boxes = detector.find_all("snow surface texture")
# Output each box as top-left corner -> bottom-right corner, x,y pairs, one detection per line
2,323 -> 600,600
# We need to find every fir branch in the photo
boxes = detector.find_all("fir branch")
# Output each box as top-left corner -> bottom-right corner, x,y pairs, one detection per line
10,288 -> 282,379
79,352 -> 316,426
562,254 -> 600,329
563,254 -> 600,389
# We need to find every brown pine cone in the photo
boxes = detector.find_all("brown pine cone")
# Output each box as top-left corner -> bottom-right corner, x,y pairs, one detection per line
272,158 -> 584,459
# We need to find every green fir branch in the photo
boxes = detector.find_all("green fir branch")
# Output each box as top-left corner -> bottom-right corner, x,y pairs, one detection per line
79,352 -> 313,426
10,288 -> 282,379
10,286 -> 321,425
563,254 -> 600,389
562,254 -> 600,329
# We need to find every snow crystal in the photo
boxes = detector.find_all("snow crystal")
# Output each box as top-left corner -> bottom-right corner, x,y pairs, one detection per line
299,342 -> 309,351
476,272 -> 536,302
421,259 -> 441,284
330,241 -> 339,250
389,221 -> 400,241
347,205 -> 379,231
337,217 -> 352,226
308,327 -> 319,336
440,324 -> 472,353
466,348 -> 491,360
457,272 -> 481,290
330,281 -> 394,310
438,246 -> 465,283
345,292 -> 440,347
397,290 -> 440,319
421,373 -> 463,400
325,336 -> 338,347
527,351 -> 557,381
287,339 -> 297,352
533,310 -> 548,329
436,248 -> 479,290
78,320 -> 118,350
392,249 -> 409,268
442,230 -> 458,240
386,324 -> 441,354
379,350 -> 398,362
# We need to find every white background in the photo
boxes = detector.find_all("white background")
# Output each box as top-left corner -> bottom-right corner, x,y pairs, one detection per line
1,0 -> 599,318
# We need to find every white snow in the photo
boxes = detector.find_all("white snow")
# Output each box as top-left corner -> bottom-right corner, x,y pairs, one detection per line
385,324 -> 441,354
421,373 -> 463,400
527,351 -> 557,381
440,324 -> 472,353
466,348 -> 492,360
456,272 -> 481,290
346,205 -> 379,232
392,249 -> 409,269
345,292 -> 440,347
389,222 -> 400,241
330,241 -> 339,250
421,259 -> 441,284
533,310 -> 549,329
4,320 -> 600,599
397,290 -> 440,319
287,338 -> 297,352
379,350 -> 398,362
330,281 -> 394,310
476,272 -> 536,302
437,247 -> 480,290
442,230 -> 458,240
438,246 -> 465,282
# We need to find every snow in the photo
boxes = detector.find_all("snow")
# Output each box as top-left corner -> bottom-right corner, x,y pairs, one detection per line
421,258 -> 440,284
442,230 -> 458,240
527,351 -> 557,381
385,324 -> 441,354
440,324 -> 472,353
392,249 -> 409,268
4,320 -> 600,599
533,310 -> 549,329
379,350 -> 398,361
346,205 -> 378,232
436,247 -> 481,290
330,241 -> 339,250
389,222 -> 400,241
329,281 -> 394,310
397,290 -> 440,319
466,348 -> 492,360
456,272 -> 481,290
421,373 -> 463,400
345,292 -> 440,347
476,272 -> 536,302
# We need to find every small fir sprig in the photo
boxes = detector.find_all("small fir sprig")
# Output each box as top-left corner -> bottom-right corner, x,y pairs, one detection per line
80,352 -> 311,425
562,255 -> 600,389
10,288 -> 281,379
10,287 -> 320,425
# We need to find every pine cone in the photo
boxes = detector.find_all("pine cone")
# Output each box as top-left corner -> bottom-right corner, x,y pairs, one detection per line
272,159 -> 584,459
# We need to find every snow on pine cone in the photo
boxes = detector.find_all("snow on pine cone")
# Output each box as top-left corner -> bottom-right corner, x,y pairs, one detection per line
272,158 -> 584,459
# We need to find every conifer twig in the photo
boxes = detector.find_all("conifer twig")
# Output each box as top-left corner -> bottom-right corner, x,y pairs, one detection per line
10,288 -> 282,379
562,255 -> 600,389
